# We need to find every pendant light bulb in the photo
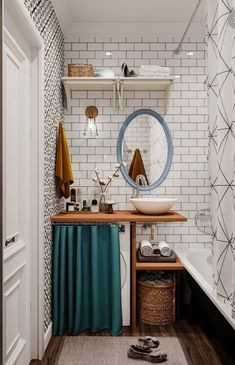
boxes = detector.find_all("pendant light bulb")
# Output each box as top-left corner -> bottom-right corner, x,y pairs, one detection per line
84,106 -> 99,137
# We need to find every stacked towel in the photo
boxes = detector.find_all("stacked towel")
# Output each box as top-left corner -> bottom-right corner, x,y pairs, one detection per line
140,240 -> 153,256
139,240 -> 172,258
158,241 -> 172,257
137,249 -> 176,263
139,65 -> 170,77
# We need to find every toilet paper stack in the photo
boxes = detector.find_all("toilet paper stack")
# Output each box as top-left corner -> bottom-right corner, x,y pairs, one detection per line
139,240 -> 172,257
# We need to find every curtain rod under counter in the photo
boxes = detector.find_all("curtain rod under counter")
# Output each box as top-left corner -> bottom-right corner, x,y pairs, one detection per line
52,222 -> 120,226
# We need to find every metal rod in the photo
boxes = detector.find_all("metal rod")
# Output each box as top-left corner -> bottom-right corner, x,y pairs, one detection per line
52,222 -> 119,226
173,0 -> 202,55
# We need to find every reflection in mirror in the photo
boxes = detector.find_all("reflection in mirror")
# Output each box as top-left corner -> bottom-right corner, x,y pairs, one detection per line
123,114 -> 168,186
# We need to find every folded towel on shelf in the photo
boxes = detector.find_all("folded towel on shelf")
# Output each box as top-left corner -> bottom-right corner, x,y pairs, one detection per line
139,65 -> 170,77
158,241 -> 172,257
139,71 -> 170,77
140,65 -> 170,73
139,240 -> 153,256
137,249 -> 176,263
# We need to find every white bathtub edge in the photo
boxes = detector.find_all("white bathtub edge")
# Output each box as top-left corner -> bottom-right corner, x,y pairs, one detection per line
175,248 -> 235,331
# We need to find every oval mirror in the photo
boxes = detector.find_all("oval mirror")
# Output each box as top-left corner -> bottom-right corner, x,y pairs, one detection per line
117,109 -> 173,191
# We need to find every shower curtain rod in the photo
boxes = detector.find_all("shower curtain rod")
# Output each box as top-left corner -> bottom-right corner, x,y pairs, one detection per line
173,0 -> 202,55
52,222 -> 138,226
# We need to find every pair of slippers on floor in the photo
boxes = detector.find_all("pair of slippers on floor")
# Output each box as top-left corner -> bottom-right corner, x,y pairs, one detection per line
127,336 -> 167,363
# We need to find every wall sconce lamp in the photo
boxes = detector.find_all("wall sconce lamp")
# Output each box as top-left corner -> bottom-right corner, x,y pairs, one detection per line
84,106 -> 99,137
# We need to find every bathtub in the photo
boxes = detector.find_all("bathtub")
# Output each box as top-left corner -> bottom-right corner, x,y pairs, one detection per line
175,249 -> 235,330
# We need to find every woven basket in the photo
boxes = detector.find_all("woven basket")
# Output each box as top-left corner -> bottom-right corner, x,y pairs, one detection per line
68,64 -> 94,77
137,276 -> 176,326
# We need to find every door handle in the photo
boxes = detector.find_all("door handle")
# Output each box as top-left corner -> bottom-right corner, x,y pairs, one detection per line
5,236 -> 15,246
4,232 -> 19,247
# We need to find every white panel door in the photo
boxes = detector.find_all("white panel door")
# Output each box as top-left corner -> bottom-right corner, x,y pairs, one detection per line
3,30 -> 31,365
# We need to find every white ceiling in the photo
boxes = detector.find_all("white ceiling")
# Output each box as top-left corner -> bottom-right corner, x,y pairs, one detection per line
67,0 -> 204,23
52,0 -> 205,36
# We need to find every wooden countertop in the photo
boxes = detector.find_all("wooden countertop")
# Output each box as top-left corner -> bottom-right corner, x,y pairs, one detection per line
51,210 -> 187,223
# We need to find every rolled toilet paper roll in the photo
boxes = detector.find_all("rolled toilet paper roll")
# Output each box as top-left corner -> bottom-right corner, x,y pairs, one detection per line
139,240 -> 153,256
158,241 -> 172,257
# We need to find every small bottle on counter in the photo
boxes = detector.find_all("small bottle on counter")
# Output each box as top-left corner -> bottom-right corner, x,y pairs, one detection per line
82,200 -> 90,211
70,188 -> 76,202
66,202 -> 74,211
90,199 -> 99,213
74,203 -> 80,211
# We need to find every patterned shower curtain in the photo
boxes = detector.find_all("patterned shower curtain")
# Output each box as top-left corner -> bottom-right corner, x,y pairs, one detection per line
206,0 -> 235,318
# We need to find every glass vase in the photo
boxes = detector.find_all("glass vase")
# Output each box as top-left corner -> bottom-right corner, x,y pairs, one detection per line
99,190 -> 109,212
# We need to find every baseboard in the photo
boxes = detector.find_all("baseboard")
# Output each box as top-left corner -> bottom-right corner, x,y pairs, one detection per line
44,322 -> 52,353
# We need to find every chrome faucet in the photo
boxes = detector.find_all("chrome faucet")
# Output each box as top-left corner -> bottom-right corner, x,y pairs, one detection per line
135,174 -> 147,197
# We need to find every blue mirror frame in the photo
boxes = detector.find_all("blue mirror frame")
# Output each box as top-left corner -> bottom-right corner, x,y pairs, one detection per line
117,109 -> 173,191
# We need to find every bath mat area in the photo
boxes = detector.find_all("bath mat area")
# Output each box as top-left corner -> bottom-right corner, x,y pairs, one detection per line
56,336 -> 189,365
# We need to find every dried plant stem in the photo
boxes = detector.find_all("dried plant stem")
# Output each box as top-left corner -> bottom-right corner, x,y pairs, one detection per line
93,164 -> 124,204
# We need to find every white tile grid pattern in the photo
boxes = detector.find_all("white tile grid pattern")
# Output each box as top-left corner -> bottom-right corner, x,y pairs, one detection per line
64,35 -> 211,249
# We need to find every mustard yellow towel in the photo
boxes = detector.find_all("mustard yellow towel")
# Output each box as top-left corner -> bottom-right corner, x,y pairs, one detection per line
55,122 -> 74,198
128,148 -> 149,185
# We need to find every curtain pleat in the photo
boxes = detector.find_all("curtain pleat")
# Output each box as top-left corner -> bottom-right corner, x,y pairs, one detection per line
52,224 -> 122,336
206,0 -> 235,318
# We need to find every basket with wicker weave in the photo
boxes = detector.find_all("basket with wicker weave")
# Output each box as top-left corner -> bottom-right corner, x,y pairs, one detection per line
68,64 -> 94,77
137,275 -> 176,326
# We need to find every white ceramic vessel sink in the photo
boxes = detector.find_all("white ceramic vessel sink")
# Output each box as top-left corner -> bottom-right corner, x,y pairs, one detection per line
129,197 -> 178,215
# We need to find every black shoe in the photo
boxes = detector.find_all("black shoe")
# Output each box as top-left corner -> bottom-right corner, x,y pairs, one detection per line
121,63 -> 130,77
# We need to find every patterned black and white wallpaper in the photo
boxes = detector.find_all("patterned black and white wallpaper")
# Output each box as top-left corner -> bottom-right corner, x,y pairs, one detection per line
24,0 -> 64,332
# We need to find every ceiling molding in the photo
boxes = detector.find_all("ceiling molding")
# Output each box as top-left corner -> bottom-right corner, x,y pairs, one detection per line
65,22 -> 205,39
51,0 -> 71,34
51,0 -> 205,39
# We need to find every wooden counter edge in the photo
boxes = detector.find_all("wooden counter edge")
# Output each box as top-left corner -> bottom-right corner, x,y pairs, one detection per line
136,256 -> 184,271
51,210 -> 187,223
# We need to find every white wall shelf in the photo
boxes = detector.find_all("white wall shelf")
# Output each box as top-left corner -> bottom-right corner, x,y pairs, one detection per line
62,77 -> 117,110
117,76 -> 174,112
62,76 -> 174,112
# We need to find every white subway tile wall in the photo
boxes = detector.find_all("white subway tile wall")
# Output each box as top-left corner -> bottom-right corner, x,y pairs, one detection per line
64,35 -> 211,248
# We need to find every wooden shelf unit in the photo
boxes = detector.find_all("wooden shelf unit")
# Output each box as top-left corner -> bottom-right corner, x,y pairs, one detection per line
51,209 -> 187,330
136,258 -> 184,271
131,223 -> 185,329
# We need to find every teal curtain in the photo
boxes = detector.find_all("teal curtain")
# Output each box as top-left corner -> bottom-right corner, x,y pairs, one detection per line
52,224 -> 122,336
